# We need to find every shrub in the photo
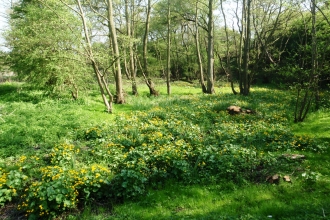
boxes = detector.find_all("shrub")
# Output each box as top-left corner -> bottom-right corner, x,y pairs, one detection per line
20,164 -> 112,219
84,126 -> 104,140
50,143 -> 80,165
0,168 -> 28,206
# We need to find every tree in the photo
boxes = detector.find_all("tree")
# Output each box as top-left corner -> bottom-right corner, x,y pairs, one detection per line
54,0 -> 114,112
107,0 -> 125,103
166,0 -> 171,95
219,0 -> 238,94
194,0 -> 207,93
206,0 -> 215,94
294,0 -> 319,122
142,0 -> 159,96
75,0 -> 114,112
125,0 -> 138,96
241,0 -> 251,95
6,0 -> 88,97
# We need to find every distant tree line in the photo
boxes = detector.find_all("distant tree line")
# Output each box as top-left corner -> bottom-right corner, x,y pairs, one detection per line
2,0 -> 329,118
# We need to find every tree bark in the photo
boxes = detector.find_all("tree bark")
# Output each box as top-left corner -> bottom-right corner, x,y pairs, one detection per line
194,0 -> 207,93
142,0 -> 158,96
220,0 -> 238,95
75,0 -> 113,113
206,0 -> 215,94
107,0 -> 125,104
294,0 -> 318,122
166,0 -> 171,95
125,0 -> 138,96
241,0 -> 251,95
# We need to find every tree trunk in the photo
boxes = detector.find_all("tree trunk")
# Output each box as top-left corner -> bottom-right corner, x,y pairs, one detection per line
206,0 -> 215,94
166,0 -> 171,95
75,0 -> 113,113
220,0 -> 238,95
107,0 -> 125,104
294,0 -> 318,122
241,0 -> 251,96
123,50 -> 131,80
125,0 -> 138,96
143,0 -> 158,96
194,0 -> 207,93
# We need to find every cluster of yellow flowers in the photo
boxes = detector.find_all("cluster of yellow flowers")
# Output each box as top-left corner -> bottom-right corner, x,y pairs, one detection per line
0,167 -> 28,207
0,168 -> 7,188
85,127 -> 103,139
50,144 -> 79,164
20,162 -> 112,217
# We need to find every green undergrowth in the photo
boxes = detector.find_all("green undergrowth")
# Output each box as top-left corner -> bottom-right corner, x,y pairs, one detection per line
0,81 -> 329,219
68,181 -> 330,220
291,108 -> 330,142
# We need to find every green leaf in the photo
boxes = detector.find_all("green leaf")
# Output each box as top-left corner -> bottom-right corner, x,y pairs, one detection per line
56,194 -> 63,204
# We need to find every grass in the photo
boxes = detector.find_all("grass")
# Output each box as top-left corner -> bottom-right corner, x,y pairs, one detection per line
291,108 -> 330,141
0,80 -> 329,220
73,182 -> 329,220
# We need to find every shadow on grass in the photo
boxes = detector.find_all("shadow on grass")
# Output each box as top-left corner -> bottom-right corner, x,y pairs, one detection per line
78,182 -> 330,220
0,83 -> 44,104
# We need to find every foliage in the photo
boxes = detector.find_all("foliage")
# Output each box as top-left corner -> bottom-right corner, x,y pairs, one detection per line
0,160 -> 28,207
262,8 -> 330,88
5,0 -> 90,95
18,163 -> 112,218
301,169 -> 322,185
50,144 -> 80,165
0,82 -> 328,219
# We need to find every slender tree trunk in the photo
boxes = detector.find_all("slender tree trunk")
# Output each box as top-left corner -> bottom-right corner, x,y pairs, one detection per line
107,0 -> 125,104
294,0 -> 318,122
75,0 -> 113,113
194,0 -> 207,93
220,0 -> 238,95
123,50 -> 131,80
206,0 -> 215,94
311,0 -> 319,109
143,0 -> 158,96
125,0 -> 138,96
166,0 -> 171,95
241,0 -> 251,95
236,0 -> 244,93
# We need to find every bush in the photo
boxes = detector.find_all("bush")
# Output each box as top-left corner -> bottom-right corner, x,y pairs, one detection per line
19,164 -> 112,219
